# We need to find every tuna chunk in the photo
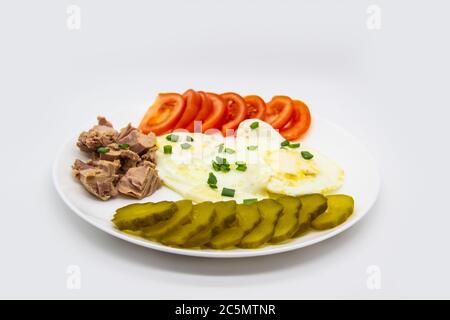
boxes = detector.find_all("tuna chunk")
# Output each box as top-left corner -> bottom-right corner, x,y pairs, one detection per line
77,116 -> 119,153
117,163 -> 161,199
117,124 -> 156,155
72,159 -> 121,200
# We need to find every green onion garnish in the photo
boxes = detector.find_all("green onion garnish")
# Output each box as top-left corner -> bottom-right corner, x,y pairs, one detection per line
180,143 -> 192,150
224,148 -> 236,154
118,143 -> 129,149
250,122 -> 259,129
97,147 -> 110,154
186,136 -> 194,142
243,198 -> 258,205
301,151 -> 314,160
247,145 -> 258,151
212,161 -> 221,171
221,188 -> 235,198
166,134 -> 179,142
288,143 -> 300,149
281,140 -> 290,147
235,161 -> 247,172
207,172 -> 218,189
163,145 -> 172,154
221,164 -> 231,173
216,156 -> 227,164
217,143 -> 225,153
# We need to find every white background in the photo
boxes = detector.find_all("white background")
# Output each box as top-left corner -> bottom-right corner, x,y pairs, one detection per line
1,0 -> 449,299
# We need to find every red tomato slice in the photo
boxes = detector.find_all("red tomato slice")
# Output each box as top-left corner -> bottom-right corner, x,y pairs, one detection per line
264,96 -> 294,129
185,91 -> 212,132
244,95 -> 266,119
203,93 -> 227,132
280,100 -> 311,140
173,89 -> 201,129
139,93 -> 185,135
220,92 -> 247,136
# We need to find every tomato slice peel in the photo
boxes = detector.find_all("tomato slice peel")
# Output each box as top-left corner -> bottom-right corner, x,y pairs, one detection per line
173,89 -> 201,129
139,93 -> 185,135
280,99 -> 311,141
220,92 -> 247,136
264,96 -> 294,129
244,95 -> 266,120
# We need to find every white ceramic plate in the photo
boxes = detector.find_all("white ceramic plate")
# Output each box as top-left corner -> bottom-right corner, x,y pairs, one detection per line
53,109 -> 380,258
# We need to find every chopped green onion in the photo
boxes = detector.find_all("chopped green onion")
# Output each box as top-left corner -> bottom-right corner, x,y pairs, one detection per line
180,143 -> 192,150
166,134 -> 179,142
250,122 -> 259,129
163,145 -> 172,154
220,164 -> 231,173
221,188 -> 235,197
224,148 -> 236,154
288,143 -> 300,149
118,143 -> 129,149
301,151 -> 314,160
236,165 -> 247,172
243,198 -> 258,205
281,140 -> 290,147
235,161 -> 246,166
207,172 -> 218,189
247,145 -> 258,151
186,136 -> 194,142
212,161 -> 221,171
217,143 -> 225,153
216,156 -> 227,164
97,147 -> 110,154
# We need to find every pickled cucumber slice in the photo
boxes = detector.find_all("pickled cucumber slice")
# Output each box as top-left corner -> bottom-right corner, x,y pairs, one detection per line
161,201 -> 216,246
311,195 -> 354,230
209,204 -> 260,249
240,199 -> 282,248
209,227 -> 245,249
296,194 -> 328,235
212,201 -> 237,233
112,201 -> 175,231
142,200 -> 193,240
184,228 -> 213,247
236,203 -> 261,233
271,196 -> 302,243
184,201 -> 237,247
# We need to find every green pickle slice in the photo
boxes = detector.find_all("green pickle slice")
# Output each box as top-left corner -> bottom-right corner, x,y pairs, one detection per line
240,199 -> 282,248
112,201 -> 175,231
161,201 -> 216,246
296,194 -> 328,235
311,195 -> 354,230
209,203 -> 260,249
185,201 -> 236,248
271,196 -> 302,243
142,200 -> 193,240
209,227 -> 245,249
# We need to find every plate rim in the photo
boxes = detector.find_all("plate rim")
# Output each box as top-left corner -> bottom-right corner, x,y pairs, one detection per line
52,116 -> 381,258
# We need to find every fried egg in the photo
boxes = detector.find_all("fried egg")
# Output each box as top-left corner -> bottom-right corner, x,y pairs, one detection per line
155,119 -> 344,203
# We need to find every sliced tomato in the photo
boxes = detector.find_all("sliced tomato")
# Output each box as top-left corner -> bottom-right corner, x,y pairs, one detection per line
264,96 -> 294,129
139,93 -> 185,135
173,89 -> 201,129
220,92 -> 247,136
185,91 -> 212,132
280,100 -> 311,140
203,93 -> 227,132
244,95 -> 266,119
